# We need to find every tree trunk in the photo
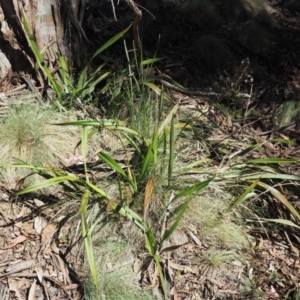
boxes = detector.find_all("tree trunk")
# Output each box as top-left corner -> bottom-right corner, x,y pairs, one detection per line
0,0 -> 87,88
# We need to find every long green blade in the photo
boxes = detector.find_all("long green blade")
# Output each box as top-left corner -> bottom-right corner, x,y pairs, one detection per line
98,152 -> 127,177
173,178 -> 212,202
162,196 -> 193,242
91,26 -> 131,60
227,178 -> 260,212
17,174 -> 79,195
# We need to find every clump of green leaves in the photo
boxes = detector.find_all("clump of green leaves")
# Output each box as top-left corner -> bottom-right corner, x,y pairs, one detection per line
22,11 -> 130,109
14,102 -> 211,297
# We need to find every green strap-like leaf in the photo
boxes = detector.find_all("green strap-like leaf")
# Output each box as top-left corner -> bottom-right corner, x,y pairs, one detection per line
227,178 -> 260,212
145,228 -> 157,256
17,174 -> 79,195
162,196 -> 193,242
173,178 -> 212,202
91,26 -> 131,60
98,152 -> 127,177
246,158 -> 299,164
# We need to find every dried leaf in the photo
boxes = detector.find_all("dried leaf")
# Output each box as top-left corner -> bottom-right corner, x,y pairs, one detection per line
28,279 -> 36,300
34,217 -> 47,234
17,277 -> 30,289
13,222 -> 22,237
0,235 -> 27,250
133,257 -> 143,273
54,254 -> 70,284
36,267 -> 43,283
144,177 -> 154,220
8,281 -> 23,299
106,197 -> 117,217
15,206 -> 24,219
41,223 -> 57,244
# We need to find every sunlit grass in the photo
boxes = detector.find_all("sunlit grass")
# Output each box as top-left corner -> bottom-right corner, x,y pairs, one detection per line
84,228 -> 155,300
203,249 -> 240,268
183,191 -> 249,249
0,103 -> 79,187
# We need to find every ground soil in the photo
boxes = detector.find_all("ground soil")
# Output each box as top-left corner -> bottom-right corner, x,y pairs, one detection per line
1,0 -> 300,299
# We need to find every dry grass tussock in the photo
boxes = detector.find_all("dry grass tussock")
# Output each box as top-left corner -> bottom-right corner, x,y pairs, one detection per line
173,138 -> 249,249
84,218 -> 156,300
0,103 -> 79,187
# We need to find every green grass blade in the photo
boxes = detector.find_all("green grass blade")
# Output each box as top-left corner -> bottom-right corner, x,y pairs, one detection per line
246,158 -> 299,164
56,119 -> 126,127
153,254 -> 168,298
140,131 -> 158,181
123,133 -> 142,155
21,11 -> 61,100
78,71 -> 111,97
227,178 -> 260,212
56,120 -> 143,139
85,181 -> 109,198
98,152 -> 127,177
91,26 -> 131,60
158,104 -> 179,138
168,115 -> 175,187
145,228 -> 157,256
58,56 -> 71,87
248,218 -> 300,229
78,65 -> 88,89
142,82 -> 171,102
17,174 -> 79,195
241,174 -> 300,181
173,178 -> 212,202
81,126 -> 89,182
230,143 -> 269,160
80,190 -> 99,291
161,243 -> 190,253
162,196 -> 193,242
140,57 -> 163,66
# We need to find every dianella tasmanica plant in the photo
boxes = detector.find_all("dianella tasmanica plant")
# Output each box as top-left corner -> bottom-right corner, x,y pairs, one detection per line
14,102 -> 213,297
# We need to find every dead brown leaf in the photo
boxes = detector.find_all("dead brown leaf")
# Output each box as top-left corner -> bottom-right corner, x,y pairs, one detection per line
106,197 -> 117,218
0,235 -> 27,250
41,223 -> 57,244
144,177 -> 154,220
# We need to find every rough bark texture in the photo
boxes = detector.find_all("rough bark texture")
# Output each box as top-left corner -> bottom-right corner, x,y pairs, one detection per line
0,0 -> 86,85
